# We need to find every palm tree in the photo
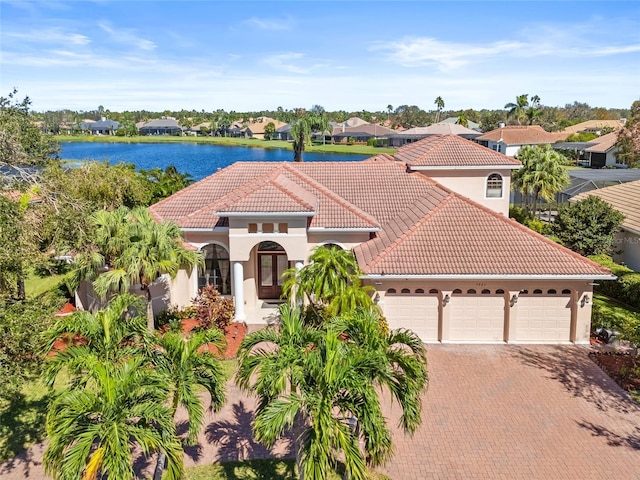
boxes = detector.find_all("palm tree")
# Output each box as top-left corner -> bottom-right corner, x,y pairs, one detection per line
512,145 -> 570,217
505,94 -> 530,125
434,96 -> 445,123
152,328 -> 227,480
455,113 -> 469,128
290,117 -> 312,162
68,206 -> 203,331
44,357 -> 184,480
44,293 -> 153,385
236,305 -> 428,480
281,246 -> 375,317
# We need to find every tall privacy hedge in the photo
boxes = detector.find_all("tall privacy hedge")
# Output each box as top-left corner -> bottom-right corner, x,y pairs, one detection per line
589,255 -> 640,309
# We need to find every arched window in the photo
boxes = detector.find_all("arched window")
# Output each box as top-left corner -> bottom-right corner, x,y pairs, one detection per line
401,288 -> 411,294
387,288 -> 397,294
453,289 -> 462,294
467,289 -> 477,295
562,289 -> 571,295
547,289 -> 557,295
486,173 -> 503,198
481,289 -> 491,295
533,289 -> 543,294
496,289 -> 505,294
415,288 -> 425,294
429,288 -> 438,294
199,244 -> 231,294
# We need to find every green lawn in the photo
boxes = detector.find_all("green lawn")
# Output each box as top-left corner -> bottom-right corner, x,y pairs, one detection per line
592,293 -> 640,331
24,272 -> 66,299
53,135 -> 396,156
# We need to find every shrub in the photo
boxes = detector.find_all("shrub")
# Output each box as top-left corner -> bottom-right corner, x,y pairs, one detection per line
590,255 -> 640,309
191,285 -> 235,329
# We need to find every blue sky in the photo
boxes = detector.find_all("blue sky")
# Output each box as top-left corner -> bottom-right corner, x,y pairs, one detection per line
1,1 -> 639,113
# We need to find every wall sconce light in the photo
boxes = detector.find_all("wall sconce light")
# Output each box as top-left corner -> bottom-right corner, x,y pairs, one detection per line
581,294 -> 591,307
442,294 -> 450,306
373,293 -> 380,303
510,294 -> 518,307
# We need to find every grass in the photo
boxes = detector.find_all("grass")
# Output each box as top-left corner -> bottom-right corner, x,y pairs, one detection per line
53,135 -> 396,156
24,271 -> 66,299
592,293 -> 640,331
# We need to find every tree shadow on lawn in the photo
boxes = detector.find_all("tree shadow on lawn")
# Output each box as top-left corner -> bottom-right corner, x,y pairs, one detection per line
205,400 -> 293,463
0,389 -> 52,475
511,345 -> 639,414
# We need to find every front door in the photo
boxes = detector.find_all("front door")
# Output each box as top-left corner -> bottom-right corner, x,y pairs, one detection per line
258,253 -> 288,299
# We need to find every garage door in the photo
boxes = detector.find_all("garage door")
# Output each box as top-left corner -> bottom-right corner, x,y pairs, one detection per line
384,291 -> 439,342
450,291 -> 505,342
516,290 -> 572,343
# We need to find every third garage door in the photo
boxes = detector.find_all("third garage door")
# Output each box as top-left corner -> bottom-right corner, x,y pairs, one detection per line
515,290 -> 572,343
449,290 -> 505,342
384,290 -> 439,342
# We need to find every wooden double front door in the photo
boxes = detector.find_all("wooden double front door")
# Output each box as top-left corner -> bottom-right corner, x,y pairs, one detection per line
258,252 -> 289,299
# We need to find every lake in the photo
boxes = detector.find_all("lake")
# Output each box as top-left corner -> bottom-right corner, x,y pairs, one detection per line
59,142 -> 370,181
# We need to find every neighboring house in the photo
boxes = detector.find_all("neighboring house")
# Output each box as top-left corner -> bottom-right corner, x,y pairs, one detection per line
331,123 -> 396,143
441,116 -> 481,131
186,122 -> 212,136
387,122 -> 480,147
139,117 -> 183,136
558,169 -> 640,203
583,132 -> 621,168
572,180 -> 640,271
80,117 -> 119,135
148,134 -> 611,344
559,119 -> 626,136
274,123 -> 292,141
475,125 -> 563,157
244,117 -> 287,139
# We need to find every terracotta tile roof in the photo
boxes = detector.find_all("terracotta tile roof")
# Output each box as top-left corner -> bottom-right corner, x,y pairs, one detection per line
560,120 -> 625,135
354,193 -> 611,277
584,132 -> 619,153
394,134 -> 521,167
331,123 -> 396,137
572,179 -> 640,234
397,123 -> 479,136
151,157 -> 609,277
475,125 -> 563,145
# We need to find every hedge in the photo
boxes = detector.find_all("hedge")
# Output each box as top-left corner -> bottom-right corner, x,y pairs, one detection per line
589,255 -> 640,309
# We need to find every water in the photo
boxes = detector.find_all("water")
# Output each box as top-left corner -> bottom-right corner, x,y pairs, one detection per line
59,142 -> 370,181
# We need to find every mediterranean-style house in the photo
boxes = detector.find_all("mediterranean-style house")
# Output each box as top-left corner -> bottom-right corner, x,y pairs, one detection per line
147,134 -> 612,344
475,125 -> 563,156
573,179 -> 640,272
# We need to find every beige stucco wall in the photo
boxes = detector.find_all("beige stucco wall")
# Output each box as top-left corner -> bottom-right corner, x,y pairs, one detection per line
417,169 -> 512,215
613,230 -> 640,272
306,232 -> 370,257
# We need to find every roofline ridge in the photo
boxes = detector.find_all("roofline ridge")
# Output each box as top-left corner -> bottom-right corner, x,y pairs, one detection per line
282,164 -> 381,228
211,166 -> 282,213
364,193 -> 456,272
271,174 -> 317,211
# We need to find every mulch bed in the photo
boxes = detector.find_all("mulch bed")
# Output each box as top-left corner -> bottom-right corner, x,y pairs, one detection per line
589,350 -> 640,393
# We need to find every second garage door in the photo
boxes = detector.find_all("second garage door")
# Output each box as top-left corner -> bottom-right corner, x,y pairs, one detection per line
384,292 -> 439,342
449,291 -> 505,342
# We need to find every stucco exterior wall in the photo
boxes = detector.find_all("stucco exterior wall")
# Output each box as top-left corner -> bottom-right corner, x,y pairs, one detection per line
306,232 -> 370,256
613,230 -> 640,272
417,169 -> 512,215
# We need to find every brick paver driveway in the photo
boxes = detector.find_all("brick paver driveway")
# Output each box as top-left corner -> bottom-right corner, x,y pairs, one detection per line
2,345 -> 639,479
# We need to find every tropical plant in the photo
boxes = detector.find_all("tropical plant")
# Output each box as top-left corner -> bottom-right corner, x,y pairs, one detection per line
44,357 -> 184,480
263,122 -> 276,141
191,284 -> 235,329
152,328 -> 227,480
67,206 -> 203,330
616,100 -> 640,167
455,113 -> 469,128
43,293 -> 152,385
554,196 -> 625,256
281,246 -> 375,317
504,94 -> 530,125
139,165 -> 194,204
236,305 -> 428,480
291,117 -> 312,162
512,144 -> 570,218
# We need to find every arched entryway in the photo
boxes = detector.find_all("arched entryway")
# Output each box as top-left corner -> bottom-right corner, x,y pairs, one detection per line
199,244 -> 231,294
257,241 -> 288,299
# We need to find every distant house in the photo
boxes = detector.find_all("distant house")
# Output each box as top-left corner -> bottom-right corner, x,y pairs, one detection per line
573,180 -> 640,271
559,120 -> 626,136
80,117 -> 119,135
244,117 -> 287,140
441,116 -> 481,131
553,132 -> 622,169
186,122 -> 212,136
139,117 -> 183,136
331,123 -> 395,143
387,122 -> 480,147
475,125 -> 563,156
274,123 -> 292,141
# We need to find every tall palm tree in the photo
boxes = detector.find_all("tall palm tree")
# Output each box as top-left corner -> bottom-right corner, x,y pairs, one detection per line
512,145 -> 570,217
236,305 -> 428,480
455,113 -> 469,128
434,96 -> 445,123
290,117 -> 312,162
68,206 -> 203,331
44,357 -> 184,480
505,94 -> 530,125
152,328 -> 227,480
281,246 -> 375,317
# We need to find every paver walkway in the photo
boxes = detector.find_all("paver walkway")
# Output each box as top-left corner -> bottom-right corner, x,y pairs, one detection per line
2,345 -> 639,479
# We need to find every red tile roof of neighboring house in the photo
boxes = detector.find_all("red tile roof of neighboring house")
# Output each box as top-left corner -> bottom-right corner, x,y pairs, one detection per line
475,125 -> 563,145
572,179 -> 640,234
150,137 -> 609,278
560,120 -> 625,135
584,132 -> 619,153
394,134 -> 521,167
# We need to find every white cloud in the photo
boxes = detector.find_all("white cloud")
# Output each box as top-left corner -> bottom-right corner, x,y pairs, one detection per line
262,53 -> 312,74
3,28 -> 91,46
244,16 -> 293,31
98,22 -> 156,51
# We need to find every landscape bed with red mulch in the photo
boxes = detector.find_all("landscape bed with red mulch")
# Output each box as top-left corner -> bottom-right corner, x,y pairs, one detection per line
589,350 -> 640,394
